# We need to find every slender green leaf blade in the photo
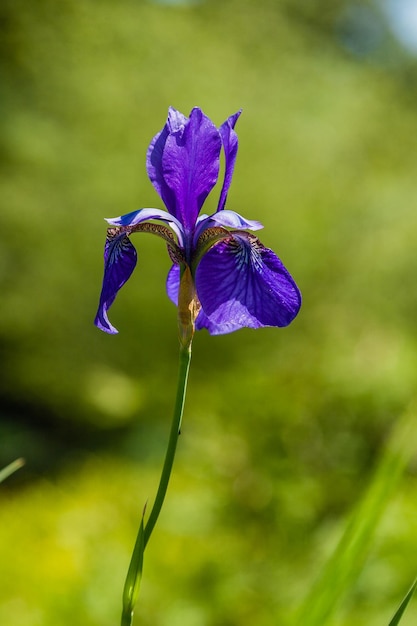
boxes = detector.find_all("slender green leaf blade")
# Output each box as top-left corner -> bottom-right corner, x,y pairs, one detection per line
0,458 -> 24,483
388,579 -> 417,626
294,404 -> 417,626
121,504 -> 146,626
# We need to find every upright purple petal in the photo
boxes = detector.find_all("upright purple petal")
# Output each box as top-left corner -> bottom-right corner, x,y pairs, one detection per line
166,107 -> 188,133
195,234 -> 301,335
161,107 -> 222,230
94,231 -> 137,334
217,110 -> 242,212
146,108 -> 188,217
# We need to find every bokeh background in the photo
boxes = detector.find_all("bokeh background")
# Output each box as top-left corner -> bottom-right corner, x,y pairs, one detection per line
1,0 -> 417,624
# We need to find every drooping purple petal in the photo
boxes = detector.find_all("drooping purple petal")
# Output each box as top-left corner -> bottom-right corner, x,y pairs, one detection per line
195,233 -> 301,335
165,260 -> 241,334
106,208 -> 184,245
166,263 -> 180,306
217,110 -> 242,212
195,307 -> 218,334
94,231 -> 137,334
161,107 -> 222,230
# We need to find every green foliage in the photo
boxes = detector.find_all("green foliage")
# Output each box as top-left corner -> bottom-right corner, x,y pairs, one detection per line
1,0 -> 417,624
388,579 -> 417,626
0,459 -> 24,483
122,508 -> 145,626
295,405 -> 417,626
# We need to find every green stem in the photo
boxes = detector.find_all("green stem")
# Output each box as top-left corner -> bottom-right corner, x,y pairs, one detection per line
143,342 -> 192,546
121,341 -> 192,626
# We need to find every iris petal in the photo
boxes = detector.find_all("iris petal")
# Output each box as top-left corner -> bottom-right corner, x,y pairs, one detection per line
154,107 -> 222,230
94,231 -> 137,334
195,234 -> 301,335
195,307 -> 219,334
208,210 -> 263,231
146,108 -> 188,217
217,110 -> 241,212
106,208 -> 184,245
166,263 -> 180,306
166,106 -> 188,133
193,210 -> 263,247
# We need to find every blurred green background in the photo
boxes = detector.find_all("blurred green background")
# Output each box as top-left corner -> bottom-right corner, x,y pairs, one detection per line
1,0 -> 417,624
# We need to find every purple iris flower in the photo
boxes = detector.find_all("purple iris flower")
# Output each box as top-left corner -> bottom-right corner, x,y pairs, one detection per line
94,107 -> 301,336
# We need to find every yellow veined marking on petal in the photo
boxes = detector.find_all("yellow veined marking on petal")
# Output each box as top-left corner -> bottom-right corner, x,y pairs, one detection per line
193,226 -> 231,269
107,222 -> 182,258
